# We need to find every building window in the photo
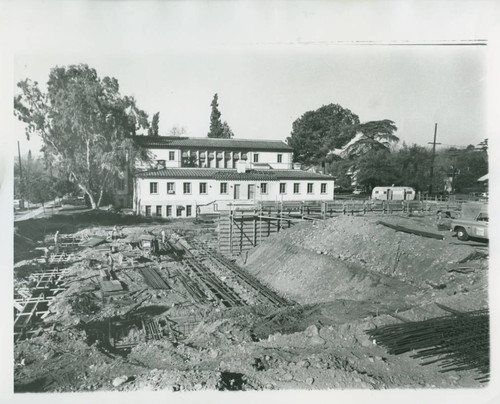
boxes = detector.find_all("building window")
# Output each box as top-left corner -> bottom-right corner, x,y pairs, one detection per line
307,183 -> 314,194
183,182 -> 191,194
150,182 -> 158,194
186,205 -> 192,217
145,205 -> 151,216
293,183 -> 300,194
280,183 -> 286,194
166,205 -> 172,217
117,178 -> 125,191
253,153 -> 259,163
321,183 -> 327,194
156,205 -> 162,217
220,183 -> 228,194
199,182 -> 207,194
157,160 -> 166,169
260,183 -> 268,194
176,206 -> 183,217
169,151 -> 175,160
277,154 -> 283,163
167,182 -> 175,194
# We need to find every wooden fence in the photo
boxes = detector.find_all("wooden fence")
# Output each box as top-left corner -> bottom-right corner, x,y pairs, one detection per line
217,199 -> 465,255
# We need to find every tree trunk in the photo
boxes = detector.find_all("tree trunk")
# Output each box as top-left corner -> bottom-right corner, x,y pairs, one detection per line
88,192 -> 98,210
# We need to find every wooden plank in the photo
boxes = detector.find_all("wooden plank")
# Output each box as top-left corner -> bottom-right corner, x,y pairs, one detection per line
377,221 -> 444,240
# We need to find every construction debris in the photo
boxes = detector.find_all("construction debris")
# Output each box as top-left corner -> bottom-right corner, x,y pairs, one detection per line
13,210 -> 488,392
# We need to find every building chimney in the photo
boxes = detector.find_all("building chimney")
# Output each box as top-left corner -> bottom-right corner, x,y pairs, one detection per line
236,160 -> 247,174
293,163 -> 302,170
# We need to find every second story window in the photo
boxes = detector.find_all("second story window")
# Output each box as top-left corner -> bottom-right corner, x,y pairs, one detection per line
169,151 -> 175,161
277,154 -> 283,163
321,183 -> 327,194
183,182 -> 191,194
260,183 -> 268,194
167,182 -> 175,194
150,182 -> 158,194
307,183 -> 314,194
280,183 -> 286,194
220,183 -> 228,194
199,182 -> 207,194
253,153 -> 259,163
293,183 -> 300,194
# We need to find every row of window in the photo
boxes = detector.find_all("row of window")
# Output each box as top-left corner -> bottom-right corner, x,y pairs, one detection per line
145,205 -> 192,217
157,152 -> 284,165
150,182 -> 328,195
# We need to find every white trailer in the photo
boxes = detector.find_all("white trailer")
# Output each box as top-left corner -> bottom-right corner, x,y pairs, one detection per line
371,186 -> 416,201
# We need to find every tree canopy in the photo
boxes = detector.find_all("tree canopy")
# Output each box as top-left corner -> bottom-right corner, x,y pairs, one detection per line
341,119 -> 399,159
287,104 -> 360,166
14,64 -> 151,209
207,93 -> 234,138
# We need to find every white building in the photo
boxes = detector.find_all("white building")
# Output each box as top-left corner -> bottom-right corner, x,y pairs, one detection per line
114,135 -> 334,215
133,136 -> 293,170
134,166 -> 334,217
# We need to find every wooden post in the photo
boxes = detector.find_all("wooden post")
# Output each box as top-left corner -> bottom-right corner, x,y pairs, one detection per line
253,210 -> 257,246
259,207 -> 263,245
267,210 -> 271,236
239,213 -> 243,253
229,211 -> 233,255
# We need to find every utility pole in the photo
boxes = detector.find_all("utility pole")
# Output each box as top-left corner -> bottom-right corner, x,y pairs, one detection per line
428,123 -> 441,194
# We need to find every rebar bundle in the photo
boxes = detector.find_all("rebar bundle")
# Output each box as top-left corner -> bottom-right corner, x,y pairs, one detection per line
367,308 -> 489,382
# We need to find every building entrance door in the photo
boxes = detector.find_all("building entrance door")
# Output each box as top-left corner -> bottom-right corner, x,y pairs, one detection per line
234,184 -> 240,199
248,184 -> 255,200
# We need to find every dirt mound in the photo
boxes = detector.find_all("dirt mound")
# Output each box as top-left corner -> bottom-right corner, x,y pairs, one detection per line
242,216 -> 479,304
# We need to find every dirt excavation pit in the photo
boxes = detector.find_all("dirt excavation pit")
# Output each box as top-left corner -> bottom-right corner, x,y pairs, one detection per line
13,211 -> 489,392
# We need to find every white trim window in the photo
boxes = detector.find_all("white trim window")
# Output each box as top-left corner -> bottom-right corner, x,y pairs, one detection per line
277,154 -> 283,163
169,151 -> 175,160
321,183 -> 327,194
183,182 -> 191,194
167,182 -> 175,194
199,182 -> 207,194
260,183 -> 268,194
280,183 -> 286,194
150,182 -> 158,194
220,183 -> 228,194
253,153 -> 259,163
293,183 -> 300,194
307,183 -> 314,194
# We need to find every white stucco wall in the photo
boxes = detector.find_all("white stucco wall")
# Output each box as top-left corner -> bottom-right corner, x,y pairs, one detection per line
135,177 -> 334,217
144,148 -> 292,169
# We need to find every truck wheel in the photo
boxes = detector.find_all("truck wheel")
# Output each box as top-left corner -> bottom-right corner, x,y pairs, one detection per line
456,227 -> 469,241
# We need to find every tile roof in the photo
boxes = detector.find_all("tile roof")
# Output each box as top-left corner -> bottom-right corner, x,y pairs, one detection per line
136,168 -> 333,181
133,136 -> 293,151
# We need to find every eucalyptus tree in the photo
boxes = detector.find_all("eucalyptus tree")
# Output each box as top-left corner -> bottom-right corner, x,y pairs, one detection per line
14,64 -> 151,209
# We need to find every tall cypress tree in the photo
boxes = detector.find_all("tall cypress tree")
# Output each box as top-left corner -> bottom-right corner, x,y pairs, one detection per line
207,94 -> 225,138
148,112 -> 160,136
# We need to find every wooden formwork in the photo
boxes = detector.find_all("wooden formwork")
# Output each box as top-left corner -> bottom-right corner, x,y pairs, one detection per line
218,210 -> 302,255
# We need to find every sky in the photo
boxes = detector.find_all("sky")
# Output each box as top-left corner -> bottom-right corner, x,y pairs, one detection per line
12,45 -> 487,157
3,0 -> 497,159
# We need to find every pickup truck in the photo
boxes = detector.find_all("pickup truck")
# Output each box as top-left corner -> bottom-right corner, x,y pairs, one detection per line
450,203 -> 488,241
